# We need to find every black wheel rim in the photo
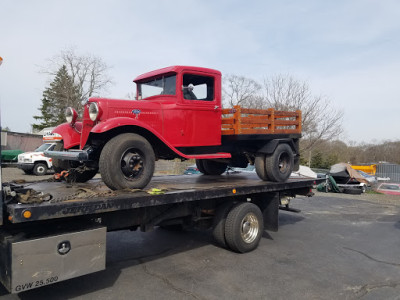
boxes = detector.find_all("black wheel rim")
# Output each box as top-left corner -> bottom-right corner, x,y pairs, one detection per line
278,152 -> 290,174
120,148 -> 144,180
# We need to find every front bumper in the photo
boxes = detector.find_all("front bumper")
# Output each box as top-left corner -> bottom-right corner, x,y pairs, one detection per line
44,149 -> 90,161
17,163 -> 35,171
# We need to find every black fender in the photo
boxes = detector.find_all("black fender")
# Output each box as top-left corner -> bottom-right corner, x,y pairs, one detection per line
257,139 -> 300,171
257,139 -> 299,155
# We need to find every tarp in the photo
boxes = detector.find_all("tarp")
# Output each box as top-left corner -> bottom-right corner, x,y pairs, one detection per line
330,163 -> 369,184
291,165 -> 317,178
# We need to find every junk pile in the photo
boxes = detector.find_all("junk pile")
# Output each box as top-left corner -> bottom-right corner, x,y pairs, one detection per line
317,163 -> 368,195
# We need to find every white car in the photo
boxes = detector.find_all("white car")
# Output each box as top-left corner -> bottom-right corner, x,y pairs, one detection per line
17,143 -> 56,176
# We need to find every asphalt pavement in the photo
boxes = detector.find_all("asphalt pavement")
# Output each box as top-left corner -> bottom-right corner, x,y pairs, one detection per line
0,192 -> 399,299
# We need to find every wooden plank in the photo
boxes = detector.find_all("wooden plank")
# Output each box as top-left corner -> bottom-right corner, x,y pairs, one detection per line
241,116 -> 271,124
274,120 -> 299,126
241,108 -> 273,115
221,118 -> 235,124
221,129 -> 235,135
241,128 -> 273,134
274,129 -> 302,134
233,106 -> 242,134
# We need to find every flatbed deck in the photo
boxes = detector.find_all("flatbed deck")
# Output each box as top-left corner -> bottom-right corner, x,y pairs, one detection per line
5,173 -> 317,224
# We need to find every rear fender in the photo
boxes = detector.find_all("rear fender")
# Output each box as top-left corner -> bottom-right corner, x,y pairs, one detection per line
52,122 -> 82,149
257,139 -> 298,155
258,139 -> 300,171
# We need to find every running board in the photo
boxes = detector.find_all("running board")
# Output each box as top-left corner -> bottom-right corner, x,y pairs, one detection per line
180,153 -> 232,159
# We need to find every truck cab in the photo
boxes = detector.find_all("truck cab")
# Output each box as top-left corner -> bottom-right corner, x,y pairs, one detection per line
135,66 -> 222,147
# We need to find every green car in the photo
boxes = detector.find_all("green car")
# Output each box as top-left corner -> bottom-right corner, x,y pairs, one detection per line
1,149 -> 23,162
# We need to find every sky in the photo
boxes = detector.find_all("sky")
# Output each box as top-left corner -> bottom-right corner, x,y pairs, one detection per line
1,0 -> 399,144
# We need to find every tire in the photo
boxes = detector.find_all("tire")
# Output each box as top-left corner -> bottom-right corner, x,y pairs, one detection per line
99,133 -> 155,190
343,188 -> 362,195
255,154 -> 270,181
72,168 -> 98,183
201,160 -> 227,175
265,143 -> 294,182
33,163 -> 48,176
224,202 -> 264,253
195,159 -> 206,174
212,202 -> 235,248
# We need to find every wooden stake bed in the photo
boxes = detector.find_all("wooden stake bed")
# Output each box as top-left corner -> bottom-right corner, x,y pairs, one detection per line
221,106 -> 302,135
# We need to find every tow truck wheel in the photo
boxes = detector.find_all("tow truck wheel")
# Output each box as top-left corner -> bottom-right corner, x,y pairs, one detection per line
255,154 -> 270,181
265,143 -> 294,182
33,163 -> 48,176
200,160 -> 227,175
224,202 -> 264,253
212,201 -> 234,248
99,133 -> 155,190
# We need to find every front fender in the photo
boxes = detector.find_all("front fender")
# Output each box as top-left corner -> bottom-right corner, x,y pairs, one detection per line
52,122 -> 82,149
91,117 -> 162,136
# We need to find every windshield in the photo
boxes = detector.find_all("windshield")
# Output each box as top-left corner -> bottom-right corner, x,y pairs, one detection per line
35,143 -> 54,152
137,74 -> 176,99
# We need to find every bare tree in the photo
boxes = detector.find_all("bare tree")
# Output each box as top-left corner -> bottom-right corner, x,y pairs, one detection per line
45,48 -> 113,114
262,74 -> 343,152
222,74 -> 262,108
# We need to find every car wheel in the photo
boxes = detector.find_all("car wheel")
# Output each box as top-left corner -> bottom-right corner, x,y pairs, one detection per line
33,163 -> 48,176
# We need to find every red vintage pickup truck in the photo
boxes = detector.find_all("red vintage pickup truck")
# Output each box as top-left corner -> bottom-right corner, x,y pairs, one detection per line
45,66 -> 302,190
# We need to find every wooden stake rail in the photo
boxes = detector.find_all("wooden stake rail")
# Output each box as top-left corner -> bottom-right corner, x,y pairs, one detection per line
221,106 -> 302,135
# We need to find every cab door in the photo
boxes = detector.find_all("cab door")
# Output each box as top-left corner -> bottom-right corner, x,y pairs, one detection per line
177,72 -> 221,147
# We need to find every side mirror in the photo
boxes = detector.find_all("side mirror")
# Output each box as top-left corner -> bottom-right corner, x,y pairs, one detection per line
182,83 -> 194,91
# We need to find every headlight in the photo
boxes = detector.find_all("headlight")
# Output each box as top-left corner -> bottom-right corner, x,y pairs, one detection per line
65,107 -> 78,124
89,102 -> 99,121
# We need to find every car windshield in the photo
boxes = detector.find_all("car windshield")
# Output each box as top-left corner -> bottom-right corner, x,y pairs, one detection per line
35,143 -> 54,152
137,74 -> 176,99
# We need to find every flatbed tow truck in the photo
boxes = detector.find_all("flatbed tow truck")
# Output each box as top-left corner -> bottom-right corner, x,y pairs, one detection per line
0,167 -> 319,293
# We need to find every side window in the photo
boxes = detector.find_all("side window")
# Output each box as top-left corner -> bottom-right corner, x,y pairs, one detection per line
182,74 -> 214,101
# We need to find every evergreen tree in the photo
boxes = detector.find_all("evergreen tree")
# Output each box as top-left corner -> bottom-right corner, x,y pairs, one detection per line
33,65 -> 80,131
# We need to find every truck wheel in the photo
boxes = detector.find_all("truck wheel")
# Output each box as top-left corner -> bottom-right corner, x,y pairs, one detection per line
224,202 -> 264,253
201,160 -> 227,175
33,163 -> 48,176
255,154 -> 270,181
212,201 -> 234,248
99,133 -> 155,190
195,159 -> 206,174
72,168 -> 98,183
265,143 -> 294,182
